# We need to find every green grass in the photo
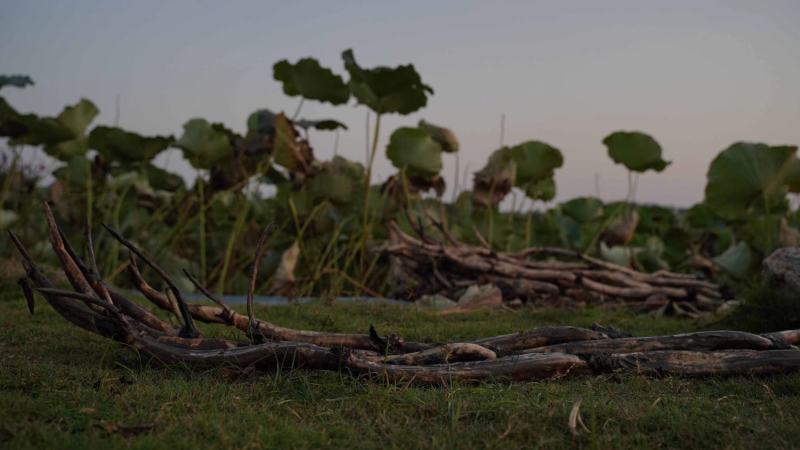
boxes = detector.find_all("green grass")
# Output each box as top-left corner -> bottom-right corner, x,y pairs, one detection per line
1,289 -> 799,449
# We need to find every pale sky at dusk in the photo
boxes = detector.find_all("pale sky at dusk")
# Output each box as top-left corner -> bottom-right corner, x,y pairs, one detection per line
2,0 -> 799,207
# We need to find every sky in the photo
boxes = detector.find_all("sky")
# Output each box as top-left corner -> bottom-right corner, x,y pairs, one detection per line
2,0 -> 799,207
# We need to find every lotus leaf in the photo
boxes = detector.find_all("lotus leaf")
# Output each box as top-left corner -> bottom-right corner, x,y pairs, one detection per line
603,131 -> 670,173
175,119 -> 232,169
386,127 -> 443,178
704,142 -> 797,220
91,126 -> 172,164
273,58 -> 349,105
342,49 -> 433,115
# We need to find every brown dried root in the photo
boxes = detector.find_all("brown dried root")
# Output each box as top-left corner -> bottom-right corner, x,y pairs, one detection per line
385,221 -> 726,315
8,207 -> 800,386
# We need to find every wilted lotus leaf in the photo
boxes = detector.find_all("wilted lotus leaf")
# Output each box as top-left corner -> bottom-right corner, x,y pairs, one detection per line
562,197 -> 604,223
273,58 -> 350,105
273,113 -> 315,178
342,49 -> 433,115
270,241 -> 300,295
418,120 -> 459,153
90,126 -> 172,164
174,119 -> 232,169
704,142 -> 798,220
0,74 -> 34,90
472,147 -> 515,208
603,131 -> 670,173
472,140 -> 564,207
386,127 -> 443,178
601,208 -> 639,246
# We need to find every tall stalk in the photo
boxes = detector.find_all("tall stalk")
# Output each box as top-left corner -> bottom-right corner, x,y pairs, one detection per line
85,159 -> 93,229
216,196 -> 252,294
197,177 -> 207,283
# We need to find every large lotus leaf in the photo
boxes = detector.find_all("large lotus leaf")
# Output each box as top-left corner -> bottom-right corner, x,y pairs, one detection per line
704,142 -> 798,220
562,197 -> 604,223
52,155 -> 91,186
9,99 -> 98,160
0,98 -> 32,138
509,141 -> 564,184
477,147 -> 515,180
603,131 -> 670,173
247,109 -> 277,137
47,138 -> 91,161
57,98 -> 99,137
522,176 -> 556,201
144,164 -> 185,192
418,120 -> 459,153
10,116 -> 72,147
713,241 -> 753,278
385,127 -> 443,178
273,58 -> 350,105
0,75 -> 34,90
175,119 -> 232,169
342,49 -> 433,115
90,126 -> 173,164
295,118 -> 348,131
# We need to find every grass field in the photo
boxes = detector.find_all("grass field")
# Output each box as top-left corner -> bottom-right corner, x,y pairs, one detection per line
2,286 -> 799,450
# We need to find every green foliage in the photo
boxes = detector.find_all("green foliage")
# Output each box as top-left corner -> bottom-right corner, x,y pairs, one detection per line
704,142 -> 798,220
713,241 -> 754,279
385,127 -> 443,177
562,197 -> 604,223
510,140 -> 564,183
603,131 -> 670,173
175,119 -> 232,169
90,126 -> 172,164
0,74 -> 34,90
295,118 -> 348,131
0,97 -> 31,138
246,109 -> 276,137
273,57 -> 350,105
726,281 -> 800,332
342,49 -> 433,115
12,99 -> 99,161
144,164 -> 185,192
52,155 -> 91,186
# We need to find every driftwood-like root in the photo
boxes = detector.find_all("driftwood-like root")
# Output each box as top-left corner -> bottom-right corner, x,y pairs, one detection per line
8,206 -> 800,385
384,221 -> 726,316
